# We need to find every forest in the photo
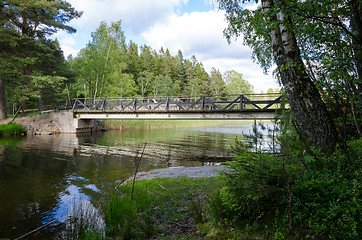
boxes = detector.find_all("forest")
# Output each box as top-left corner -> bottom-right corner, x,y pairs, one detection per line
0,1 -> 255,119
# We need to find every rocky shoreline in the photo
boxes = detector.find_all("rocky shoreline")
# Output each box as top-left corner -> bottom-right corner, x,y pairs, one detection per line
118,165 -> 227,187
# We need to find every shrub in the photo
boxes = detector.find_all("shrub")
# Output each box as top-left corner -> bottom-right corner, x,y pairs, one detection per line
211,120 -> 361,239
291,142 -> 361,239
0,122 -> 26,135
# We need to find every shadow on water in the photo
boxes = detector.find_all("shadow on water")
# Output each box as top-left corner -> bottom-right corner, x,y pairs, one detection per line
0,121 -> 269,239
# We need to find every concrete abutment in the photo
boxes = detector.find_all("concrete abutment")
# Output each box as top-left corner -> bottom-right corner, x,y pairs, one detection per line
53,112 -> 97,133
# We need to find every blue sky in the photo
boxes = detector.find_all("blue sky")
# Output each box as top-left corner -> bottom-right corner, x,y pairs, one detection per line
54,0 -> 278,92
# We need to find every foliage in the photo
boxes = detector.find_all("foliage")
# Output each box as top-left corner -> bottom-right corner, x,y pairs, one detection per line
224,70 -> 254,95
0,0 -> 81,118
210,119 -> 361,239
209,67 -> 228,98
216,0 -> 361,148
0,122 -> 26,136
70,20 -> 252,102
292,144 -> 361,239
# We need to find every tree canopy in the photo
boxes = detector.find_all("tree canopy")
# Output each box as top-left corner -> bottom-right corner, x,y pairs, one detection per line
68,21 -> 252,102
0,0 -> 82,118
216,0 -> 362,152
0,2 -> 255,119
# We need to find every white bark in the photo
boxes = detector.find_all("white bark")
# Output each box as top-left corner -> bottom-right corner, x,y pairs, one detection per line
262,0 -> 338,153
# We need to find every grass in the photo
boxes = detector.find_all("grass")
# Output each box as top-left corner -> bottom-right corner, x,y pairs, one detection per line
66,176 -> 279,239
66,177 -> 228,239
61,199 -> 105,240
107,177 -> 223,239
0,122 -> 26,136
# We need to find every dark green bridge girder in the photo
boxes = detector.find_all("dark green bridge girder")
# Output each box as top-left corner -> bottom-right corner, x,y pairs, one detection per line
71,94 -> 286,120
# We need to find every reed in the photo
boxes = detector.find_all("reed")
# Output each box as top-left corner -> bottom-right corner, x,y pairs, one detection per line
61,199 -> 105,240
104,119 -> 255,130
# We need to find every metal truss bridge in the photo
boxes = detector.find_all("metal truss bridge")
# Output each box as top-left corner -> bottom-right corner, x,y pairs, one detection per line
71,94 -> 284,120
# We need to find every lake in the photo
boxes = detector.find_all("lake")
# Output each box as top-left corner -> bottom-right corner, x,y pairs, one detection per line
0,120 -> 272,239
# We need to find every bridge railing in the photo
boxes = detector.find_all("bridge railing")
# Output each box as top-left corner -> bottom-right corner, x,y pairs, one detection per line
71,94 -> 284,112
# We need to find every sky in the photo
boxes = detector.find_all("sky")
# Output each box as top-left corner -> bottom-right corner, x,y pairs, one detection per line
54,0 -> 279,93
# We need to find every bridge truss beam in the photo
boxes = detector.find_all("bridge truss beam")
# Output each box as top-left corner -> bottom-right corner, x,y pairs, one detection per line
74,109 -> 277,120
71,94 -> 285,120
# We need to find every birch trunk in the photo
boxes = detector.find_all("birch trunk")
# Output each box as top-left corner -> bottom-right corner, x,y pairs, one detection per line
99,44 -> 112,98
262,0 -> 338,153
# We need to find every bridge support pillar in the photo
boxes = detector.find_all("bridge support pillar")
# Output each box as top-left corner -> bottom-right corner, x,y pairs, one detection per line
53,112 -> 97,133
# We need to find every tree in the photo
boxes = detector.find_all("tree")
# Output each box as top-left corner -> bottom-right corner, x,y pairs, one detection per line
291,0 -> 362,139
173,50 -> 187,92
153,74 -> 180,97
71,21 -> 132,101
210,68 -> 227,97
185,77 -> 203,99
104,73 -> 138,97
184,55 -> 211,96
0,0 -> 82,119
138,71 -> 154,97
217,0 -> 339,153
126,41 -> 141,80
224,70 -> 253,95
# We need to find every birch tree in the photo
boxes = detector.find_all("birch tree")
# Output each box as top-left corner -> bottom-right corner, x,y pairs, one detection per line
71,21 -> 136,101
217,0 -> 341,153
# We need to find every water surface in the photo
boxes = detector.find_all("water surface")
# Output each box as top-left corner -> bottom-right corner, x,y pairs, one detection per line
0,121 -> 268,239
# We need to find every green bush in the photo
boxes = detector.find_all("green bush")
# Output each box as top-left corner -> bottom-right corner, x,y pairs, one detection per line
291,141 -> 361,239
0,122 -> 26,135
211,121 -> 361,239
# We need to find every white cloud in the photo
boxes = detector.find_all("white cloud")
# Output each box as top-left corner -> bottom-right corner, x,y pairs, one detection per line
57,0 -> 188,56
202,58 -> 277,93
61,36 -> 77,47
61,45 -> 80,58
143,10 -> 278,92
66,0 -> 187,34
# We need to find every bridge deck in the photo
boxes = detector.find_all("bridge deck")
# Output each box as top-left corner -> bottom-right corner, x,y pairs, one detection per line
72,94 -> 284,120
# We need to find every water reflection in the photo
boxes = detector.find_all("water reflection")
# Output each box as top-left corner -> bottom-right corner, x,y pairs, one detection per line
0,122 -> 267,239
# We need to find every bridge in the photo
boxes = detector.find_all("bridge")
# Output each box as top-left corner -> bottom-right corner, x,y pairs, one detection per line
71,94 -> 283,119
47,94 -> 285,133
71,93 -> 282,123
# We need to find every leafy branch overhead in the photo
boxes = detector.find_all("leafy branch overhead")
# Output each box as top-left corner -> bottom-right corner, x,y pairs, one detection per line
217,0 -> 362,152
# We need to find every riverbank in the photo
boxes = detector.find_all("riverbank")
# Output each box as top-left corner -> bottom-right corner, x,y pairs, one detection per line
1,115 -> 257,135
129,165 -> 226,181
61,165 -> 245,239
1,113 -> 106,135
64,176 -> 230,239
0,122 -> 27,136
